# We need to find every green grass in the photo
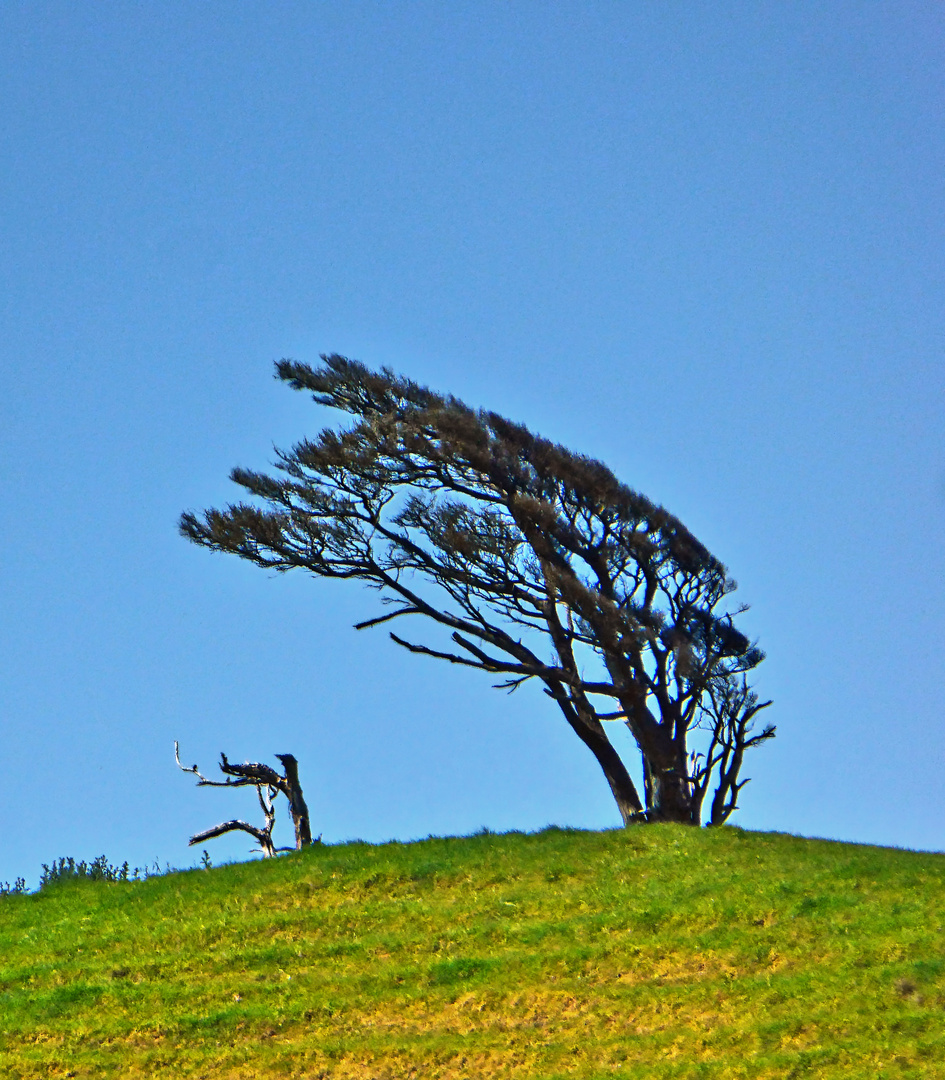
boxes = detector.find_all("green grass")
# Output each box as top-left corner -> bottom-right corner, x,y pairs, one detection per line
1,824 -> 944,1077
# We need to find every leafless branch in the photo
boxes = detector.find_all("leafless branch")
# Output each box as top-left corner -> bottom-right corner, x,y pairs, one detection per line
353,605 -> 421,631
175,740 -> 212,783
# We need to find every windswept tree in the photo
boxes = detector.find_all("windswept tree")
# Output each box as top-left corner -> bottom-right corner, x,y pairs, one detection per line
181,355 -> 773,825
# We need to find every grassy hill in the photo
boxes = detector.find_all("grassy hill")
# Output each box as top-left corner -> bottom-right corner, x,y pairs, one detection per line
1,824 -> 943,1078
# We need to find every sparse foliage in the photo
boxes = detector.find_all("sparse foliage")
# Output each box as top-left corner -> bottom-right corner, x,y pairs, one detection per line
181,356 -> 773,825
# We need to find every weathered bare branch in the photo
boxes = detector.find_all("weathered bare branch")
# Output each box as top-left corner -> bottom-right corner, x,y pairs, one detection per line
175,740 -> 212,783
189,819 -> 275,857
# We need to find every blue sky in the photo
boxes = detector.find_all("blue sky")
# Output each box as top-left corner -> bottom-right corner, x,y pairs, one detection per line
1,2 -> 942,885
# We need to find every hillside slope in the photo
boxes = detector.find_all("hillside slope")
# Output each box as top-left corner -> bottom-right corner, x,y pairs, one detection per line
1,824 -> 943,1078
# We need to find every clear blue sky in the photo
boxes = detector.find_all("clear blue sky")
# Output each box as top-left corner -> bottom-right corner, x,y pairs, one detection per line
1,2 -> 942,885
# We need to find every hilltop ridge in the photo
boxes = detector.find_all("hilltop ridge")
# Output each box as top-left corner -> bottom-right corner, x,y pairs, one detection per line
1,824 -> 942,1077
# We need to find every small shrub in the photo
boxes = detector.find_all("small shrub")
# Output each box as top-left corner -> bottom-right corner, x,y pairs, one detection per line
39,856 -> 133,889
0,877 -> 27,897
37,856 -> 178,890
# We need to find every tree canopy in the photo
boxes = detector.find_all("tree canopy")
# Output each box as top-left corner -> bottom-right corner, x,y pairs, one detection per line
181,355 -> 773,825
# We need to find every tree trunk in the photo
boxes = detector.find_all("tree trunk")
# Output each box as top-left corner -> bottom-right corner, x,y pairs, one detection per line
643,755 -> 697,823
550,692 -> 645,825
275,754 -> 313,848
597,744 -> 646,826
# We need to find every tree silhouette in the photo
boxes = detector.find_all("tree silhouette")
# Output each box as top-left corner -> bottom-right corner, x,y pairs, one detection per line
175,744 -> 315,856
181,355 -> 773,825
